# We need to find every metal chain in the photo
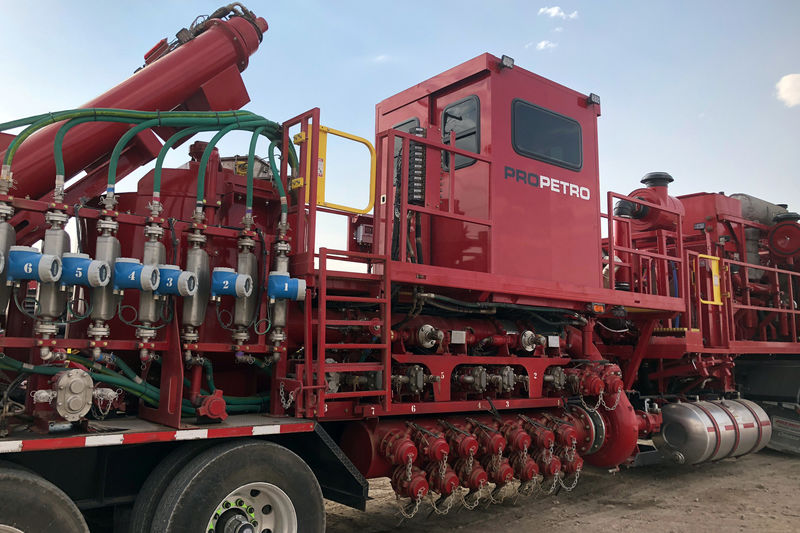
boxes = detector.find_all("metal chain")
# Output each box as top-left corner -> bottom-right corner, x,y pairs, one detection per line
406,454 -> 413,482
517,477 -> 539,497
439,453 -> 448,481
579,389 -> 603,412
601,387 -> 623,410
543,474 -> 560,494
558,467 -> 581,491
396,488 -> 424,519
489,480 -> 519,504
466,449 -> 475,473
564,440 -> 577,462
429,492 -> 457,515
460,481 -> 488,510
545,442 -> 555,464
279,382 -> 295,410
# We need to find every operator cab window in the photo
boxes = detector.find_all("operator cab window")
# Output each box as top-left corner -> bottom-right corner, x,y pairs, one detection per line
393,117 -> 420,158
512,99 -> 582,170
442,95 -> 480,170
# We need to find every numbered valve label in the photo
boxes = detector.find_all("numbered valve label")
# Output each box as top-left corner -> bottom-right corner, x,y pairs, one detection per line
211,267 -> 252,298
157,264 -> 198,297
61,253 -> 110,288
7,246 -> 62,283
113,258 -> 160,291
267,271 -> 306,301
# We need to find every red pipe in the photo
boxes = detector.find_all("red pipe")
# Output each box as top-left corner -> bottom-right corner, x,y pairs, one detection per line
3,15 -> 268,201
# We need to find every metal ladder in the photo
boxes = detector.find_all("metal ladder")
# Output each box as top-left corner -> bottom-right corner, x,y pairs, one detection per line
314,248 -> 391,416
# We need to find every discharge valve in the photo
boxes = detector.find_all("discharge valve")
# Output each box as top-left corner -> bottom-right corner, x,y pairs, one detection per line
7,246 -> 61,284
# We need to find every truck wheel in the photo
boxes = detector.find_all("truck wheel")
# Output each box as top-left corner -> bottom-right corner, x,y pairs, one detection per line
129,442 -> 214,533
0,467 -> 89,533
152,440 -> 325,533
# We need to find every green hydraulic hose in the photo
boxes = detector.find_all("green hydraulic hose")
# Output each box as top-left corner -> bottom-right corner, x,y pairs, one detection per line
194,119 -> 280,210
107,116 -> 265,195
0,357 -> 263,414
3,108 -> 260,169
268,140 -> 288,215
246,126 -> 267,217
199,358 -> 269,406
0,112 -> 58,132
153,125 -> 208,198
0,356 -> 162,405
201,357 -> 217,393
67,353 -> 163,400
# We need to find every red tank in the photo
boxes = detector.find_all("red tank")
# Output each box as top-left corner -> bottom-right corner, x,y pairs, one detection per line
2,13 -> 267,202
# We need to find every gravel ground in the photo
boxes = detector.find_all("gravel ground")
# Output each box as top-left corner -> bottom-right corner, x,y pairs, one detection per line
326,449 -> 799,533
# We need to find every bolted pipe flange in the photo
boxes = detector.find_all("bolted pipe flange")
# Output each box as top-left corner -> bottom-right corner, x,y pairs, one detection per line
187,231 -> 207,245
232,328 -> 250,345
0,202 -> 14,220
144,223 -> 164,239
97,217 -> 119,234
44,209 -> 69,228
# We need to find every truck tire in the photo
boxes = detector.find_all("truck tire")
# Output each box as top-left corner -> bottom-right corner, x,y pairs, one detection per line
0,467 -> 89,533
129,442 -> 214,533
151,439 -> 325,533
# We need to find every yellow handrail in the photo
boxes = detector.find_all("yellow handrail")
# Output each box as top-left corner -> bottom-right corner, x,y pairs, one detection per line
293,125 -> 377,215
697,254 -> 723,306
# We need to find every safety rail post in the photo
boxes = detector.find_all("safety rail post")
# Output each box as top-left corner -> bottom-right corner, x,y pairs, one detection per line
400,136 -> 409,263
316,248 -> 328,416
303,285 -> 314,413
606,190 -> 686,302
280,108 -> 321,277
306,109 -> 321,275
382,251 -> 391,412
382,132 -> 395,265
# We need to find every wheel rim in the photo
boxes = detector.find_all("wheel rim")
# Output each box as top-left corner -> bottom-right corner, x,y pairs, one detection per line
207,482 -> 297,533
0,526 -> 25,533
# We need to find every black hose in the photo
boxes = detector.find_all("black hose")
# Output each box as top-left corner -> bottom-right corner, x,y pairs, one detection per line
416,293 -> 586,325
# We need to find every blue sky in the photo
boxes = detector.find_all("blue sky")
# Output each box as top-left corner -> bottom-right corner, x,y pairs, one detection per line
1,0 -> 798,230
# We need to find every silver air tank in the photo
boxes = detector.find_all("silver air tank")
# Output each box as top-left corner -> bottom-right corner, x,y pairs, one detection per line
182,244 -> 210,330
0,221 -> 16,314
139,239 -> 166,323
653,399 -> 771,465
233,236 -> 259,337
91,234 -> 121,321
38,224 -> 71,319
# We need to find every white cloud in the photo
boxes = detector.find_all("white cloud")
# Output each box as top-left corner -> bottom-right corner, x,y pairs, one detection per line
776,74 -> 800,107
535,40 -> 557,51
371,54 -> 390,64
553,26 -> 564,32
538,6 -> 578,19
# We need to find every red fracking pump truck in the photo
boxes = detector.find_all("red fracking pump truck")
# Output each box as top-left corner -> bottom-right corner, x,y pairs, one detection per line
0,8 -> 784,530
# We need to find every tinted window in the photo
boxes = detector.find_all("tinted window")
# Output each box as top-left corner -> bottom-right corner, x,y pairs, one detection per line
442,95 -> 479,170
393,117 -> 420,157
512,99 -> 582,170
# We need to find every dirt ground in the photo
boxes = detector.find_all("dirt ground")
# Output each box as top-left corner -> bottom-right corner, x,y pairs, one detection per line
326,449 -> 799,533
